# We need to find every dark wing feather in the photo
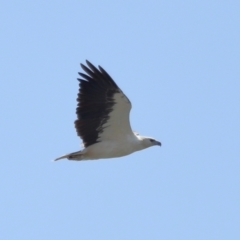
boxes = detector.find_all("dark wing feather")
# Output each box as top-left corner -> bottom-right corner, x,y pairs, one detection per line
75,60 -> 122,147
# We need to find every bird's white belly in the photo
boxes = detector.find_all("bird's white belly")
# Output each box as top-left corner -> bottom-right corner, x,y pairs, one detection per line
82,140 -> 139,160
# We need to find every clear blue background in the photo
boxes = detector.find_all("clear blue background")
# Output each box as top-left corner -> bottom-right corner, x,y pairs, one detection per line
1,1 -> 239,239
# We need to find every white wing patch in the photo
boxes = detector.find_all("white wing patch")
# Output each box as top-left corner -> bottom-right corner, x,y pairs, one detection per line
97,92 -> 133,141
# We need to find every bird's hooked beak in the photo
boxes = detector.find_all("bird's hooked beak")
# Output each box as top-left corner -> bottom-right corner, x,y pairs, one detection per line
155,141 -> 161,146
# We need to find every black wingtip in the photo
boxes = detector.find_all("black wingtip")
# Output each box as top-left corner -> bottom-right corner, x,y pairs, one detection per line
85,59 -> 91,65
80,63 -> 87,70
79,60 -> 119,88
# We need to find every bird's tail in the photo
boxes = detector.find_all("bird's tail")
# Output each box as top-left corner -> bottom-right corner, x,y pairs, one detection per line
54,150 -> 83,161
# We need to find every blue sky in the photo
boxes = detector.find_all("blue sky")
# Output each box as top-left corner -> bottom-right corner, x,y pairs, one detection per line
1,1 -> 239,239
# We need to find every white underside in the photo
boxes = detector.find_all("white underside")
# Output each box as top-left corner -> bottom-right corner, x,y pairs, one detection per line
81,135 -> 144,160
54,133 -> 146,161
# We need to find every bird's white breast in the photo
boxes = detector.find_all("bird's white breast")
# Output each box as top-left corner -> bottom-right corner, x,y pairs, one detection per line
82,135 -> 143,160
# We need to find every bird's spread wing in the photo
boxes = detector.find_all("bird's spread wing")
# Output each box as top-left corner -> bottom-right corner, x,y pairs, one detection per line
75,60 -> 133,147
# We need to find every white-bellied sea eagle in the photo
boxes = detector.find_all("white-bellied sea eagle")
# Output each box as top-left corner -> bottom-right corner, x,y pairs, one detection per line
55,60 -> 161,161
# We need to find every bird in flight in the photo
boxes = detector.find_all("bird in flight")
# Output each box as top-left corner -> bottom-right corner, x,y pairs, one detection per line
55,60 -> 161,161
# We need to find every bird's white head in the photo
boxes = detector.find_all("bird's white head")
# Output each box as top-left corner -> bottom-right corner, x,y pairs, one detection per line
140,137 -> 161,149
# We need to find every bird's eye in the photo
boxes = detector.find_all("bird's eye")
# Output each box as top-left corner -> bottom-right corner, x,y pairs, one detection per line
149,139 -> 154,142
